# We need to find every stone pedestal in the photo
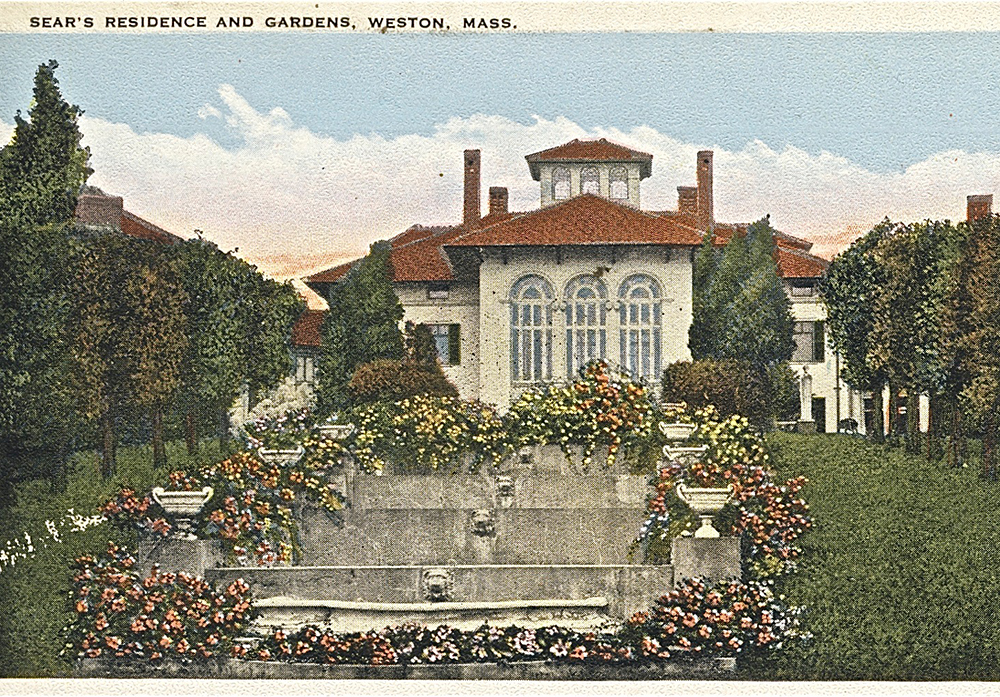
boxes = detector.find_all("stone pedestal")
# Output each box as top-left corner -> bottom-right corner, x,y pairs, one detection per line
142,538 -> 222,578
670,536 -> 741,586
796,420 -> 816,434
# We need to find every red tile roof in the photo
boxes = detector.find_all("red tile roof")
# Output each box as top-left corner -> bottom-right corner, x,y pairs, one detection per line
526,139 -> 653,180
75,193 -> 182,245
306,224 -> 465,284
776,246 -> 829,278
447,194 -> 703,249
291,309 -> 325,347
120,210 -> 183,245
307,259 -> 355,283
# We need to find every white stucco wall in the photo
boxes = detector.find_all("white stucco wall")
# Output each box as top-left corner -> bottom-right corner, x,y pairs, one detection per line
395,281 -> 481,400
537,162 -> 642,208
476,245 -> 693,408
787,287 -> 866,433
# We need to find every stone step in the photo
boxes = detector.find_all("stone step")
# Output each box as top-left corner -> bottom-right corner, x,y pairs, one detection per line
207,563 -> 674,624
251,596 -> 612,633
343,472 -> 649,510
299,507 -> 645,565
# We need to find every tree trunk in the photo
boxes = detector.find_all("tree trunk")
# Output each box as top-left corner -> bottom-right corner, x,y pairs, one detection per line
152,404 -> 167,470
185,410 -> 198,455
100,404 -> 116,478
871,385 -> 885,443
219,408 -> 231,452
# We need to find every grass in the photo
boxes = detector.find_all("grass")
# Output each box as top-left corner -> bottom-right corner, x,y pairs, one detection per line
747,433 -> 1000,680
0,440 -> 226,677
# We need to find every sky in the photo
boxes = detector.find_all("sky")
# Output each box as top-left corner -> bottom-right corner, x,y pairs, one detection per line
3,29 -> 1000,276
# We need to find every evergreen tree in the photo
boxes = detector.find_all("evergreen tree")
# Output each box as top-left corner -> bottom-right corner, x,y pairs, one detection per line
722,218 -> 795,368
317,241 -> 404,412
0,61 -> 90,488
0,60 -> 92,226
688,228 -> 720,360
687,218 -> 794,428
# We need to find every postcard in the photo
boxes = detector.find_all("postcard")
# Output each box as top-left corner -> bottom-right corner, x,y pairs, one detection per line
1,3 -> 999,693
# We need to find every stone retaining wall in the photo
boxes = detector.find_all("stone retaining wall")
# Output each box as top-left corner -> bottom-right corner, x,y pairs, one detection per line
76,656 -> 736,680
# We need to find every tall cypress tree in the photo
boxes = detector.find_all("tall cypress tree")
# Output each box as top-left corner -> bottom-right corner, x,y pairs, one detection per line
317,241 -> 404,413
0,60 -> 91,487
690,218 -> 793,368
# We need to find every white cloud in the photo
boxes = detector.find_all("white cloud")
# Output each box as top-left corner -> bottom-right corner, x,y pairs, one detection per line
6,85 -> 1000,276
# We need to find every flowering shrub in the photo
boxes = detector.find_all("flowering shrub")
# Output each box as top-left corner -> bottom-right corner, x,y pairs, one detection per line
618,578 -> 809,659
255,622 -> 629,665
244,407 -> 313,451
640,405 -> 812,577
506,361 -> 654,467
61,543 -> 253,663
249,579 -> 807,666
351,395 -> 509,473
101,449 -> 346,566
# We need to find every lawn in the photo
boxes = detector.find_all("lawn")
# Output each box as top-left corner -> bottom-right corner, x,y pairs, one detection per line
753,433 -> 1000,681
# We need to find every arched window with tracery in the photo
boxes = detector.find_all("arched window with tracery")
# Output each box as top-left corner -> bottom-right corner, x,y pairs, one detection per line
564,275 -> 608,378
552,167 -> 570,200
581,167 -> 600,196
610,167 -> 628,200
619,274 -> 662,382
510,275 -> 554,383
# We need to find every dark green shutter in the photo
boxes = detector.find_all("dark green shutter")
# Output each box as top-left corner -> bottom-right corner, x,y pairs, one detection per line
813,321 -> 825,362
448,324 -> 461,365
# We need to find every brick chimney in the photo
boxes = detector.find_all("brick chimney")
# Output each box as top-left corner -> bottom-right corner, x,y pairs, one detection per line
696,150 -> 714,230
967,194 -> 993,222
677,186 -> 698,215
75,193 -> 124,227
489,186 -> 508,216
463,149 -> 481,227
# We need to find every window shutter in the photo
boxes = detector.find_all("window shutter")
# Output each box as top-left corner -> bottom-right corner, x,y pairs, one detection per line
448,324 -> 461,365
813,321 -> 825,362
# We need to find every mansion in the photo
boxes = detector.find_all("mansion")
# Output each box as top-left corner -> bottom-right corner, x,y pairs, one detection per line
304,138 -> 863,434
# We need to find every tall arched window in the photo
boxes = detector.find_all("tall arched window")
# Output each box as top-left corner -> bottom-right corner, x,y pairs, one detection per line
510,275 -> 554,383
610,167 -> 628,200
552,167 -> 570,200
581,167 -> 600,196
619,275 -> 662,382
564,275 -> 608,378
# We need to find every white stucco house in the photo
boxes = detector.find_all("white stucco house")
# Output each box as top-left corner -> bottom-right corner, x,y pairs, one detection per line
302,138 -> 866,432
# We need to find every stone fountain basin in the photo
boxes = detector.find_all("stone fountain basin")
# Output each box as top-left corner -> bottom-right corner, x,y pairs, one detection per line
252,596 -> 610,633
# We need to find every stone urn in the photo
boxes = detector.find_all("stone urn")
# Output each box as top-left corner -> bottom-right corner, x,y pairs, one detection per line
661,444 -> 709,466
258,445 -> 305,466
317,422 -> 355,441
151,487 -> 214,540
675,483 -> 732,539
659,421 -> 697,442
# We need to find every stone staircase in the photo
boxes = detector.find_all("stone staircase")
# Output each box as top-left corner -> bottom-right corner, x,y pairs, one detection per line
205,447 -> 677,634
